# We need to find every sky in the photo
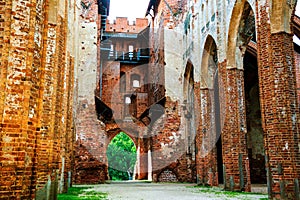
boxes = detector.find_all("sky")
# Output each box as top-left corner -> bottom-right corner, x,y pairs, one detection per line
107,0 -> 150,22
107,0 -> 300,43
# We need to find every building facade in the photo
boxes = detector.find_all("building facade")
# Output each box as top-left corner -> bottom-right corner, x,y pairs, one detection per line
0,0 -> 300,199
145,0 -> 300,199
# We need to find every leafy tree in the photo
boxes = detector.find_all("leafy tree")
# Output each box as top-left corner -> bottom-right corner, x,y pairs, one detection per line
107,132 -> 137,180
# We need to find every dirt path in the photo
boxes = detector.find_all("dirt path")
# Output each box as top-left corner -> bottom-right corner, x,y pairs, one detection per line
81,181 -> 268,200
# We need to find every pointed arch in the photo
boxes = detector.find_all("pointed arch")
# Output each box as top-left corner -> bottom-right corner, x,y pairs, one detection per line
270,0 -> 297,34
106,131 -> 137,180
227,0 -> 256,69
201,35 -> 218,89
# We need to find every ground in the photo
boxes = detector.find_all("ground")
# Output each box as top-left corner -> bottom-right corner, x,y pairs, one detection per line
76,182 -> 268,200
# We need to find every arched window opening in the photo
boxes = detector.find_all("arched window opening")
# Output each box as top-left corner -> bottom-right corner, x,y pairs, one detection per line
124,94 -> 137,118
131,74 -> 141,88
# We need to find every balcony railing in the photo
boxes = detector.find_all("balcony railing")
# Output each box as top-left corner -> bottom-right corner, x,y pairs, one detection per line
100,47 -> 150,63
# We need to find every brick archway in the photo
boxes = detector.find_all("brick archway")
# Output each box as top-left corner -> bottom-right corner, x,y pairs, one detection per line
256,0 -> 300,198
270,0 -> 297,34
106,129 -> 138,180
197,35 -> 222,187
106,128 -> 139,149
223,0 -> 257,192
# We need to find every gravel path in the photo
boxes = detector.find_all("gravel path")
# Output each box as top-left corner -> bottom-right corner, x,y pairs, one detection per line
81,181 -> 268,200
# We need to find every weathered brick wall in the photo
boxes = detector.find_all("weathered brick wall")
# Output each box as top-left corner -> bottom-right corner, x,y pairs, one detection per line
73,0 -> 110,184
0,0 -> 76,199
151,97 -> 195,183
255,1 -> 300,199
106,17 -> 149,33
295,49 -> 300,105
150,0 -> 299,198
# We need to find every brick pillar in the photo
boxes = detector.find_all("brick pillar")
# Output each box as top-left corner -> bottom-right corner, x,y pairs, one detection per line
0,0 -> 41,198
256,4 -> 300,199
257,31 -> 300,200
197,88 -> 209,185
35,3 -> 59,199
295,50 -> 300,106
197,88 -> 218,186
222,68 -> 251,192
137,137 -> 148,180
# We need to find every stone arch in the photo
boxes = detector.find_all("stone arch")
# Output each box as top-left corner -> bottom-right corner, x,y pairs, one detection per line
227,1 -> 266,185
106,128 -> 138,149
270,0 -> 297,34
221,0 -> 258,191
183,60 -> 195,155
183,60 -> 194,100
227,0 -> 256,69
200,35 -> 218,89
105,129 -> 138,180
197,35 -> 222,186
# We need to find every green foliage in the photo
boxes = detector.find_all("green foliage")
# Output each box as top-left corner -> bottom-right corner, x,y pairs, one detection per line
107,132 -> 137,180
57,187 -> 107,200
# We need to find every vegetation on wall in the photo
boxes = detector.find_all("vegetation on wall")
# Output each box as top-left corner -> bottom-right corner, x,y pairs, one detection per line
107,132 -> 137,180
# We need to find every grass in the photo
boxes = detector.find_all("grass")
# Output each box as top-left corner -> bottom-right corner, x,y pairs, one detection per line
187,185 -> 268,200
57,187 -> 108,200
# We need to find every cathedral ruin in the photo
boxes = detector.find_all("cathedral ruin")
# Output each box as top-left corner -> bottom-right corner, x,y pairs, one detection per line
0,0 -> 300,199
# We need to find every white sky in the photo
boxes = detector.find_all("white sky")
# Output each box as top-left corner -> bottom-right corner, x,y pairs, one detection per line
107,0 -> 300,44
107,0 -> 150,22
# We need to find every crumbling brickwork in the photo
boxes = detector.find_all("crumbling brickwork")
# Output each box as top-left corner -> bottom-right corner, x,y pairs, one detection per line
106,17 -> 148,33
147,0 -> 300,199
295,47 -> 300,105
0,0 -> 76,199
1,0 -> 300,199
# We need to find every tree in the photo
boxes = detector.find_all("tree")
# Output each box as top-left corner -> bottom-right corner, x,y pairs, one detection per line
107,132 -> 137,180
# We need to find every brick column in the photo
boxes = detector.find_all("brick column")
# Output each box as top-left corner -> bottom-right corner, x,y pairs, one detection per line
256,4 -> 300,199
295,50 -> 300,106
137,137 -> 148,180
0,0 -> 40,198
222,68 -> 250,192
258,31 -> 300,200
196,88 -> 219,186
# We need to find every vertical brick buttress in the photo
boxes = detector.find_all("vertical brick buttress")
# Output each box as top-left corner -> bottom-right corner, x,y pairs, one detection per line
257,4 -> 300,200
221,67 -> 251,191
0,0 -> 75,199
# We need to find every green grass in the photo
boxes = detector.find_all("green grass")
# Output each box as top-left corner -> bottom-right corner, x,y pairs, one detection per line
188,185 -> 268,199
57,187 -> 108,200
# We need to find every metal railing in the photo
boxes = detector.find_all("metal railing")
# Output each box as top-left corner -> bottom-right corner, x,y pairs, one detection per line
100,47 -> 150,62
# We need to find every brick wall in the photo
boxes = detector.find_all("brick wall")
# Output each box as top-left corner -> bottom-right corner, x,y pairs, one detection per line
295,49 -> 300,105
106,17 -> 149,33
256,2 -> 300,199
0,0 -> 76,199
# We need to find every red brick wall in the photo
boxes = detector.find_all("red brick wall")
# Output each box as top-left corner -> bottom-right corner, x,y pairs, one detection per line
0,0 -> 75,199
196,88 -> 219,186
295,49 -> 300,105
106,17 -> 149,33
257,5 -> 300,199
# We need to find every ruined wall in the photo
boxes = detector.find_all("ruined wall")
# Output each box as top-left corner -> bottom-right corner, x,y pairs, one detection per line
255,1 -> 300,199
74,3 -> 152,181
149,0 -> 300,198
106,17 -> 149,33
0,0 -> 76,199
295,48 -> 300,105
148,0 -> 197,183
73,0 -> 110,184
